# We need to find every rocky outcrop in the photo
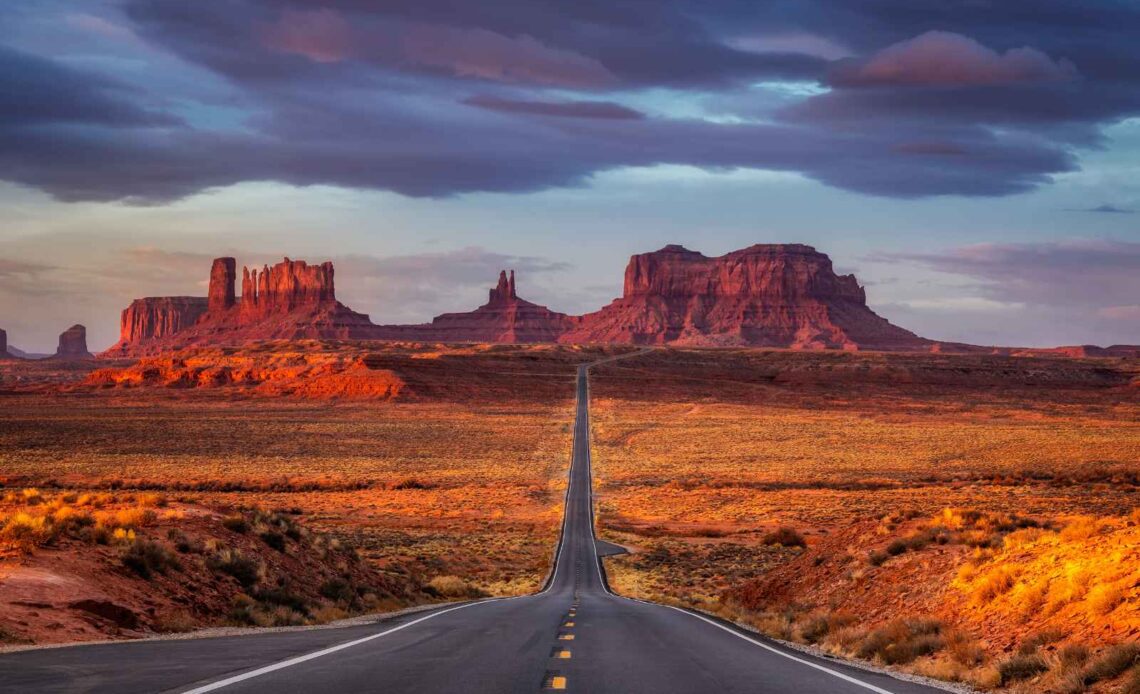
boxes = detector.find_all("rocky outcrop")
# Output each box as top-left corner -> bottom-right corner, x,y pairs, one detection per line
208,258 -> 237,313
120,297 -> 210,345
406,270 -> 579,343
239,258 -> 337,322
562,244 -> 927,350
0,327 -> 9,359
109,257 -> 374,356
55,324 -> 93,359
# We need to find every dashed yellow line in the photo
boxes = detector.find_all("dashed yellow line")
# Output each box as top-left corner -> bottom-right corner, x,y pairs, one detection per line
555,649 -> 572,659
550,676 -> 567,690
558,634 -> 575,641
563,621 -> 574,627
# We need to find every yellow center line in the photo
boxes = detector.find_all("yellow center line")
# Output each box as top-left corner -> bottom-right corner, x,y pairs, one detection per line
563,621 -> 574,627
550,676 -> 567,690
559,634 -> 575,640
555,649 -> 571,659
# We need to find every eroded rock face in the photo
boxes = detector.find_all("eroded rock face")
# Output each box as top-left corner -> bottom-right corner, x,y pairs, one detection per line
240,258 -> 336,322
0,327 -> 7,357
208,257 -> 237,313
562,244 -> 927,350
120,297 -> 210,346
107,245 -> 936,355
56,324 -> 92,359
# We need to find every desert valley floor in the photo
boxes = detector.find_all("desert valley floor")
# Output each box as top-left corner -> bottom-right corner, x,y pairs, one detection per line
0,343 -> 1138,692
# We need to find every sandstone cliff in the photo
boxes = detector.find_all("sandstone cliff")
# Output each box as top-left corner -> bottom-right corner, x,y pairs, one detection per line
120,297 -> 210,345
109,257 -> 373,356
0,327 -> 9,359
561,244 -> 927,350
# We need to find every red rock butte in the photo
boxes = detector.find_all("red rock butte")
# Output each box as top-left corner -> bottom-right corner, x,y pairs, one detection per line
107,245 -> 961,356
55,324 -> 93,360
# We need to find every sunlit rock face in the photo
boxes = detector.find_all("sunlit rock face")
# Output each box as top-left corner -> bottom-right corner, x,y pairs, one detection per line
562,244 -> 927,350
106,245 -> 936,355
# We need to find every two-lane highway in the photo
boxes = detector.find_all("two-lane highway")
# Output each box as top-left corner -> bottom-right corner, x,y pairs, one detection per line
0,361 -> 950,693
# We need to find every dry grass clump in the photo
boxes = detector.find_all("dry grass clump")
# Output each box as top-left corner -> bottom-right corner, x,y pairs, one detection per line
855,618 -> 946,665
761,527 -> 806,548
997,653 -> 1049,684
121,538 -> 181,579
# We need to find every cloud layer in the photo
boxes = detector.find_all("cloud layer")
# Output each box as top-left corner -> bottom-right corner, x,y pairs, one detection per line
3,1 -> 1140,202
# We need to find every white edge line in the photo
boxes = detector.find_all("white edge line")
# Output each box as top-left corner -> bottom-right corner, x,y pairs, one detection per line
180,599 -> 497,693
581,365 -> 899,694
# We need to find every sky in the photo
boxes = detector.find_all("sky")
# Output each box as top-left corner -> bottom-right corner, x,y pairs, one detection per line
2,0 -> 1139,352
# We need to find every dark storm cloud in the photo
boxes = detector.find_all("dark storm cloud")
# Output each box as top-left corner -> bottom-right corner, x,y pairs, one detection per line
3,0 -> 1140,202
0,45 -> 177,128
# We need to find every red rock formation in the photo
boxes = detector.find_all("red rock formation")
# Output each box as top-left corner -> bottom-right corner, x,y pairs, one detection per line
108,257 -> 374,356
208,258 -> 237,313
413,270 -> 578,343
120,297 -> 210,346
240,258 -> 336,322
0,327 -> 8,358
562,244 -> 927,350
55,324 -> 93,359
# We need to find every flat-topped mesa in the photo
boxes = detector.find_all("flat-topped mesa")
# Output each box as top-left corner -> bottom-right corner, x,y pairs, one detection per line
55,324 -> 93,359
120,297 -> 210,345
0,327 -> 8,358
563,244 -> 925,350
240,258 -> 336,322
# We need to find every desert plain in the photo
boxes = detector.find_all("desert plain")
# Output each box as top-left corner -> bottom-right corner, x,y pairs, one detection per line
1,343 -> 1138,693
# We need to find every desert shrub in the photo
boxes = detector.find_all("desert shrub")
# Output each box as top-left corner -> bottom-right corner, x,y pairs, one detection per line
762,527 -> 806,548
1059,643 -> 1090,668
392,478 -> 432,490
1081,643 -> 1140,686
121,539 -> 181,579
856,618 -> 945,665
21,488 -> 43,506
867,549 -> 888,566
136,493 -> 167,508
1,512 -> 55,550
221,515 -> 249,534
1019,627 -> 1067,655
968,565 -> 1019,605
1060,516 -> 1100,541
1087,583 -> 1125,615
801,612 -> 856,644
207,548 -> 263,588
320,577 -> 356,604
254,584 -> 309,613
311,604 -> 349,624
886,539 -> 908,556
998,654 -> 1049,684
259,531 -> 286,552
946,631 -> 986,666
426,575 -> 482,599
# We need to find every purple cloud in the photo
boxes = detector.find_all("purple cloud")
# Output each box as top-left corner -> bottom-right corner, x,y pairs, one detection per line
828,31 -> 1078,87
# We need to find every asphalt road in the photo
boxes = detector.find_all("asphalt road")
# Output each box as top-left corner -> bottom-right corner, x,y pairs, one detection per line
0,361 -> 951,694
